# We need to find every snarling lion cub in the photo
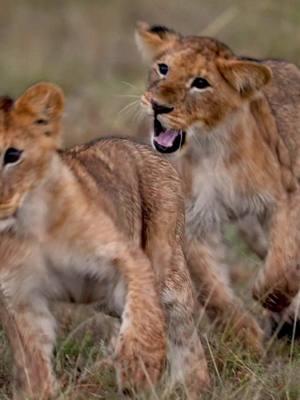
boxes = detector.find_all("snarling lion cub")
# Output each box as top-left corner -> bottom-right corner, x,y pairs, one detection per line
136,21 -> 300,349
0,83 -> 209,399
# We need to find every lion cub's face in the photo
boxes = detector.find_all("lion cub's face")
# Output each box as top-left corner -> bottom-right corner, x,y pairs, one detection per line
0,83 -> 64,223
136,22 -> 271,155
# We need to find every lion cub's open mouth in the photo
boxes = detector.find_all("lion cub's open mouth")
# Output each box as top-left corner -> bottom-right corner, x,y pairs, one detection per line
153,118 -> 186,154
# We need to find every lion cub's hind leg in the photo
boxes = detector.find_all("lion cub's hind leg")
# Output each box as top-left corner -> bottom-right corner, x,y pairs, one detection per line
163,247 -> 210,397
145,210 -> 210,397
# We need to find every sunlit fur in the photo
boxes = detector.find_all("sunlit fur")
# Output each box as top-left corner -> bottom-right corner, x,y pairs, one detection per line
136,21 -> 300,346
0,83 -> 209,400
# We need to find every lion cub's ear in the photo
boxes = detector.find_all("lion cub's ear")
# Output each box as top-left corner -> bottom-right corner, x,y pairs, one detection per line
217,59 -> 272,98
135,21 -> 180,61
15,82 -> 64,121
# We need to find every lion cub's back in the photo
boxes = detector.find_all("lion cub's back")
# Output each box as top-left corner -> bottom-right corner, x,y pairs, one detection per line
62,138 -> 183,238
263,60 -> 300,178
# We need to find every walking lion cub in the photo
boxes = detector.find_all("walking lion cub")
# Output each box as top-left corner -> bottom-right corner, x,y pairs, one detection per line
136,21 -> 300,349
0,83 -> 209,399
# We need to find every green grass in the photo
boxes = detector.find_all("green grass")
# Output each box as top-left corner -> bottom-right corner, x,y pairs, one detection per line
1,250 -> 300,399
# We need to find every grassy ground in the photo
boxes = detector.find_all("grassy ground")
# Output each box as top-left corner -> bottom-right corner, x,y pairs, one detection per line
1,1 -> 300,399
1,250 -> 300,400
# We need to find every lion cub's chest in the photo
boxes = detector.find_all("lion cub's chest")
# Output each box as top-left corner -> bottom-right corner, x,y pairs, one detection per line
44,243 -> 126,316
186,157 -> 234,235
185,155 -> 268,236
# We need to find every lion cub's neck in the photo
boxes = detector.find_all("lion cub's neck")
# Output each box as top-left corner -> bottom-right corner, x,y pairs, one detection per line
174,97 -> 286,233
196,104 -> 260,161
175,103 -> 261,193
185,94 -> 294,197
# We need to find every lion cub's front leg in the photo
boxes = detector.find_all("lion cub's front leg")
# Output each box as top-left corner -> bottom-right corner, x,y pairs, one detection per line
0,238 -> 166,398
186,238 -> 264,355
107,244 -> 166,392
2,300 -> 57,400
0,243 -> 57,400
253,193 -> 300,331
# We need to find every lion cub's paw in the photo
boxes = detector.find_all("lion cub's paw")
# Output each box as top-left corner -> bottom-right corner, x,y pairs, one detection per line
184,363 -> 210,398
253,281 -> 293,313
252,263 -> 300,313
114,324 -> 166,392
264,299 -> 300,341
231,311 -> 264,356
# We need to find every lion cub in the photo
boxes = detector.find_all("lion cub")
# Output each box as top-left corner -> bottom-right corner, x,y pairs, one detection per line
136,21 -> 300,350
0,83 -> 209,399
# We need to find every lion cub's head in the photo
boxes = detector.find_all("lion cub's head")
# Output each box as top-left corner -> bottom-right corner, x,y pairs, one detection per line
0,82 -> 64,222
136,22 -> 271,155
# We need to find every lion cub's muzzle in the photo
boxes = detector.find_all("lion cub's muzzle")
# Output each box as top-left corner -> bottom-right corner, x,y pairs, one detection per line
0,206 -> 17,231
0,206 -> 17,220
0,193 -> 23,221
151,100 -> 174,115
152,117 -> 186,154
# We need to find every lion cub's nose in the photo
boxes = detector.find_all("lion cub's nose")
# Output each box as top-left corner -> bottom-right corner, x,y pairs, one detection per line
151,100 -> 174,115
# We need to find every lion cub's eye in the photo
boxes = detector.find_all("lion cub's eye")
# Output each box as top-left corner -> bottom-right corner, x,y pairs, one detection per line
3,148 -> 23,166
158,63 -> 169,76
191,77 -> 210,90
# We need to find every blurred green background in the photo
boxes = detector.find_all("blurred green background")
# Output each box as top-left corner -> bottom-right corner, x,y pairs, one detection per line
1,0 -> 300,147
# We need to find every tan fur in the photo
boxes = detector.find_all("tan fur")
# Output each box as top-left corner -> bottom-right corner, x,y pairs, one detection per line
0,83 -> 209,399
136,22 -> 300,347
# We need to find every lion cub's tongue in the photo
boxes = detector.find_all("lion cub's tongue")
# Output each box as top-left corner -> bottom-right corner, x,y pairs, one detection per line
154,129 -> 180,148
